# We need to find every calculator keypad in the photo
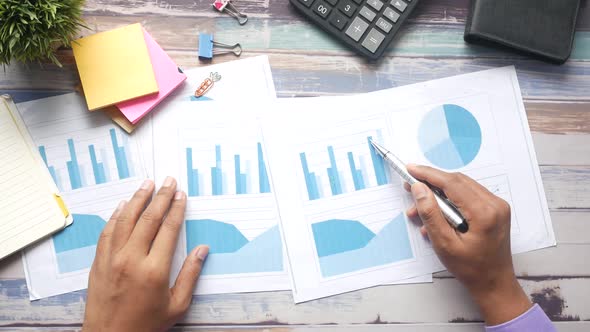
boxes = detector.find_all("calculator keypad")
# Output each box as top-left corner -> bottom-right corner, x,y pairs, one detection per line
291,0 -> 417,59
312,1 -> 332,18
329,11 -> 349,30
338,0 -> 357,17
345,16 -> 369,41
361,28 -> 385,53
376,17 -> 393,33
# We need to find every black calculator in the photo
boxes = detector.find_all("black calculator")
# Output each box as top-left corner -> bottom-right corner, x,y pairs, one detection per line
290,0 -> 419,60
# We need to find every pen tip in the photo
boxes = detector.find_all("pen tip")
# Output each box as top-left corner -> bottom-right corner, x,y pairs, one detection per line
457,222 -> 469,233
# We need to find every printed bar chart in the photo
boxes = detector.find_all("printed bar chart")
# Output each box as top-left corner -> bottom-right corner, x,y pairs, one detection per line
66,139 -> 83,189
39,146 -> 59,188
300,133 -> 390,201
38,128 -> 135,191
109,129 -> 130,180
186,142 -> 271,197
89,145 -> 107,185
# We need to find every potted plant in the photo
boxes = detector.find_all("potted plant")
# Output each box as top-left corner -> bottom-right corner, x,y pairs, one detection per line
0,0 -> 86,67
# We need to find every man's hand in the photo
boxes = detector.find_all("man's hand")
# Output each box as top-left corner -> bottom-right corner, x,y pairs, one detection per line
406,165 -> 532,326
82,178 -> 209,332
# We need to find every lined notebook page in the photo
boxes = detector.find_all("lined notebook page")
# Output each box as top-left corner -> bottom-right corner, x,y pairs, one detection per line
0,96 -> 65,259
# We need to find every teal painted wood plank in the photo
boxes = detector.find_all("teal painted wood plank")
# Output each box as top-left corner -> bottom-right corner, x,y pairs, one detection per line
1,277 -> 589,325
270,58 -> 590,100
81,0 -> 590,31
3,54 -> 590,101
213,19 -> 590,60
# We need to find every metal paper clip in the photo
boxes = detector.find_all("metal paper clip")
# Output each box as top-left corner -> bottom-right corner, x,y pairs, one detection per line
194,72 -> 222,98
213,0 -> 248,25
198,33 -> 242,60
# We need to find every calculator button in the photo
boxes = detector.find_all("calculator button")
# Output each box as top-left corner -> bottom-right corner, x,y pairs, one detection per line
325,0 -> 338,6
329,11 -> 349,30
391,0 -> 408,12
338,0 -> 357,17
312,1 -> 332,18
345,16 -> 369,42
367,0 -> 384,12
383,7 -> 400,22
351,0 -> 363,4
361,28 -> 385,53
298,0 -> 315,7
376,17 -> 393,33
359,6 -> 376,22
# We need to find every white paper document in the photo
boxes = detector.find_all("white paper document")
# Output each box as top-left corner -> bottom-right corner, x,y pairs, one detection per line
19,93 -> 147,300
151,103 -> 290,294
138,55 -> 278,179
262,66 -> 555,302
170,55 -> 276,103
151,102 -> 431,295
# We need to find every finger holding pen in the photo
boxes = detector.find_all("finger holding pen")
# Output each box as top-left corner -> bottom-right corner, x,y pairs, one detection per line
404,164 -> 532,327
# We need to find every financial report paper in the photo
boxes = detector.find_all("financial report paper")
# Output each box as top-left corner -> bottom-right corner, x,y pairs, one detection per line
262,66 -> 555,302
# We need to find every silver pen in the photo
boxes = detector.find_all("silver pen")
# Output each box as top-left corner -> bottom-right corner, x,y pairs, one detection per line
370,140 -> 469,233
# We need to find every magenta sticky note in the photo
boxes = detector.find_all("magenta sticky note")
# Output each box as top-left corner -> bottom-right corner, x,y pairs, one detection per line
116,29 -> 186,124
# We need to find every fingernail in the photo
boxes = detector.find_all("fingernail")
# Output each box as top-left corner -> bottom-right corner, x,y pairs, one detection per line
195,246 -> 209,262
412,183 -> 428,199
174,191 -> 185,200
163,176 -> 174,188
141,179 -> 153,190
116,200 -> 126,212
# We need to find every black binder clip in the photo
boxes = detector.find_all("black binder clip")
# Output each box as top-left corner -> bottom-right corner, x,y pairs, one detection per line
213,0 -> 248,25
198,33 -> 242,61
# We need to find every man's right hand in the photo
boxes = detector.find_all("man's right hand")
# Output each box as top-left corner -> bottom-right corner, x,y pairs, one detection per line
405,165 -> 532,326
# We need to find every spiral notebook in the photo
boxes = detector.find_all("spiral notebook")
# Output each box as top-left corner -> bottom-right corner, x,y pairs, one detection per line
0,95 -> 72,260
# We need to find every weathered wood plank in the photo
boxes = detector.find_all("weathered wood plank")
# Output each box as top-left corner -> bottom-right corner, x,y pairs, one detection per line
80,0 -> 590,32
542,166 -> 590,209
527,103 -> 590,135
0,278 -> 588,325
3,322 -> 590,331
3,52 -> 590,102
553,211 -> 590,245
73,14 -> 590,60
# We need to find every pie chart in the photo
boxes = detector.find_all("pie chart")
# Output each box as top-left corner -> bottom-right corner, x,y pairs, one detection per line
418,104 -> 482,169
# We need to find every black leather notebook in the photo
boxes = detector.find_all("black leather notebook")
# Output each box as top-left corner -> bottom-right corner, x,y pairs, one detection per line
464,0 -> 581,64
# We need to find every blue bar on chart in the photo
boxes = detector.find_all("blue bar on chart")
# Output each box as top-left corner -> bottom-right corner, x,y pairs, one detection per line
186,142 -> 272,197
347,152 -> 365,190
38,146 -> 59,186
109,129 -> 130,180
258,143 -> 271,193
66,139 -> 83,190
234,155 -> 248,194
368,136 -> 389,186
299,133 -> 391,201
326,146 -> 343,196
186,148 -> 199,197
211,145 -> 223,195
88,145 -> 107,184
300,152 -> 320,200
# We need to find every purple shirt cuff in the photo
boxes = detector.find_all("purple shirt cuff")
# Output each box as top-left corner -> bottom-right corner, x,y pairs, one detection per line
485,304 -> 557,332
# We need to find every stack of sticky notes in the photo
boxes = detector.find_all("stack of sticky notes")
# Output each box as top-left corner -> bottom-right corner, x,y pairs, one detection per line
72,23 -> 186,132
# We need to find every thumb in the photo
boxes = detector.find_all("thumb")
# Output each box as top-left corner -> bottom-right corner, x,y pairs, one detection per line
411,183 -> 456,246
170,245 -> 209,316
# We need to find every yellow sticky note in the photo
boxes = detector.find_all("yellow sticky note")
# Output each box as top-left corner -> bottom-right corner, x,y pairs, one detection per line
72,23 -> 159,111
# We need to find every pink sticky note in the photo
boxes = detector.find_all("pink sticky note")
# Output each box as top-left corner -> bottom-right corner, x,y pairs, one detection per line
116,29 -> 186,124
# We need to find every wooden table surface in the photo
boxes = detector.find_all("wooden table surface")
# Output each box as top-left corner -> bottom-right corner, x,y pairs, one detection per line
1,0 -> 590,331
